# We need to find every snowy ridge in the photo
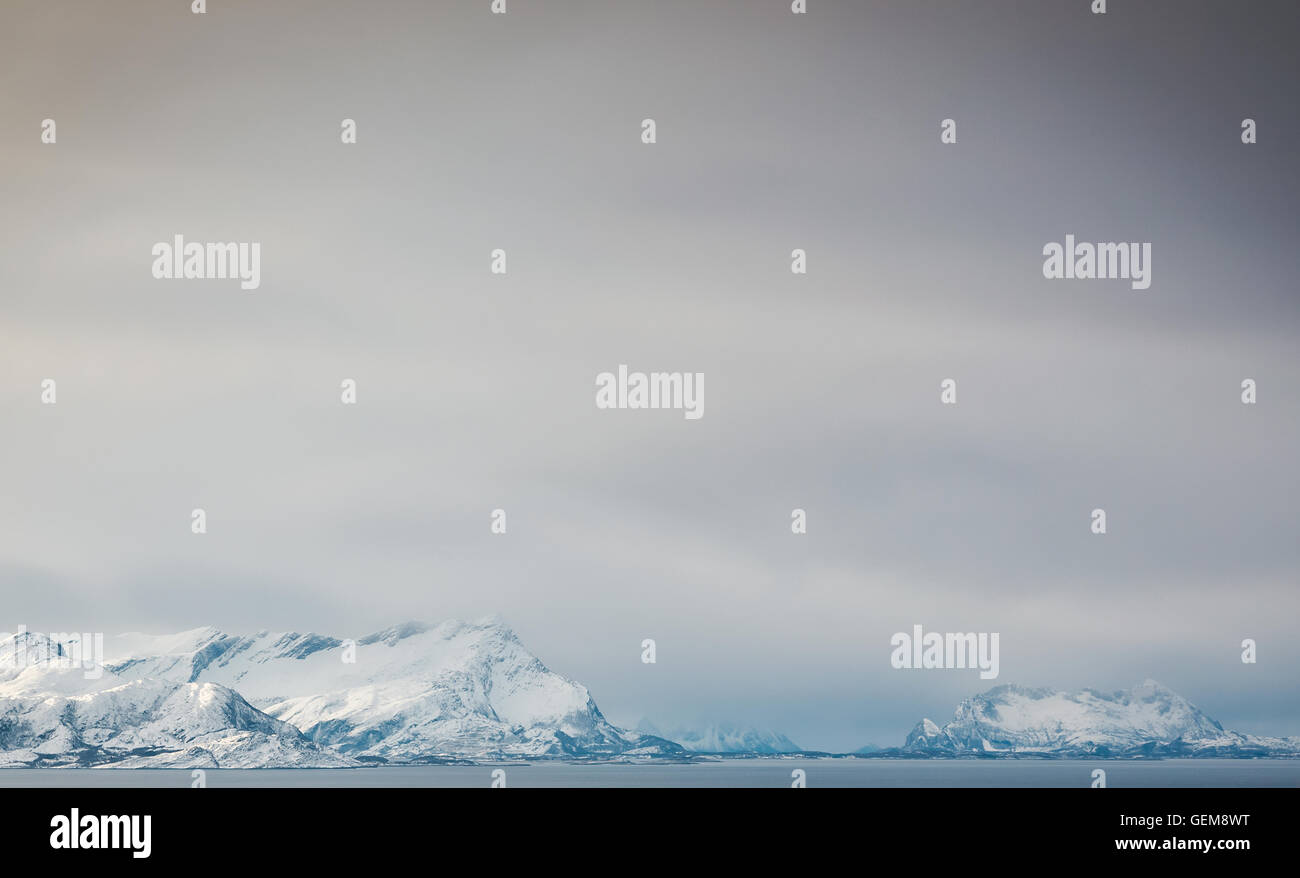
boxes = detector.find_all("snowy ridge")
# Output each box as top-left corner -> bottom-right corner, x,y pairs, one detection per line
0,632 -> 349,768
638,719 -> 801,754
897,680 -> 1300,757
103,617 -> 684,762
10,624 -> 1296,765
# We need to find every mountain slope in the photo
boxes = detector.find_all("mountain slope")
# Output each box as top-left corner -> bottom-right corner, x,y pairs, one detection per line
899,680 -> 1300,757
105,618 -> 684,762
639,719 -> 801,754
0,632 -> 350,768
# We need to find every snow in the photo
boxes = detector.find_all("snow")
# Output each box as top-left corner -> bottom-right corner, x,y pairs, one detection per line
96,617 -> 682,761
642,721 -> 801,754
902,680 -> 1300,756
17,621 -> 1286,766
0,630 -> 351,768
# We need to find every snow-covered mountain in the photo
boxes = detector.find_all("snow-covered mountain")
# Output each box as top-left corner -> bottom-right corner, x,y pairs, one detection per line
0,631 -> 348,768
104,617 -> 683,762
898,680 -> 1300,758
638,719 -> 801,754
15,623 -> 1295,766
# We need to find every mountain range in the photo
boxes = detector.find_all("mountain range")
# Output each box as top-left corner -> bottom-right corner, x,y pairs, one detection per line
637,719 -> 801,754
102,618 -> 683,764
889,680 -> 1300,758
2,620 -> 1296,766
0,630 -> 349,768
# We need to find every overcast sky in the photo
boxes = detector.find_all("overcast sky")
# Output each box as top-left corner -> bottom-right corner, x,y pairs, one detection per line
1,0 -> 1297,751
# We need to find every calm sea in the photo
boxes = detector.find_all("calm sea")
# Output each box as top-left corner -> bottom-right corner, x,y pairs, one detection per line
0,759 -> 1296,787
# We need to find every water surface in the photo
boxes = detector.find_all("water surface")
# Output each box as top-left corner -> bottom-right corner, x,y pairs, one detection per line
1,759 -> 1296,787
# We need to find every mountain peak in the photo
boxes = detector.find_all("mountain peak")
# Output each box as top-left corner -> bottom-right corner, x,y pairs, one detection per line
647,720 -> 801,754
978,683 -> 1053,701
357,621 -> 430,647
80,619 -> 681,763
900,680 -> 1277,756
